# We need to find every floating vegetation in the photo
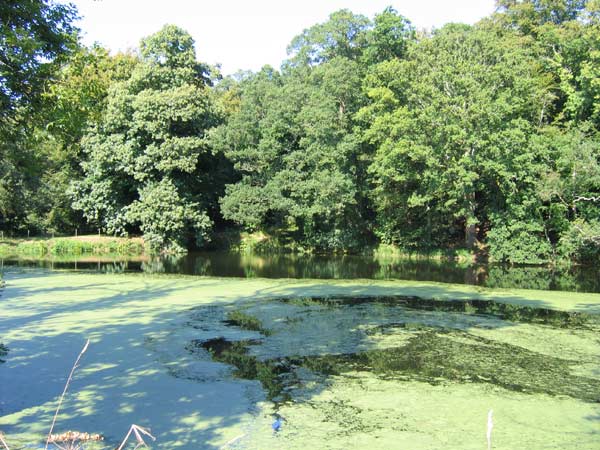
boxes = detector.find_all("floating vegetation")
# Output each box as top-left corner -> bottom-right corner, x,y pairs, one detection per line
225,309 -> 272,335
302,330 -> 600,402
189,329 -> 600,404
184,295 -> 600,408
278,295 -> 598,329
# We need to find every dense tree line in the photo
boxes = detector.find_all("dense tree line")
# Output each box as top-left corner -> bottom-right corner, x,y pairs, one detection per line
1,0 -> 599,261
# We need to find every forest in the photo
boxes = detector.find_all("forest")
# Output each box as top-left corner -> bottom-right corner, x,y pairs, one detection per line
1,0 -> 599,264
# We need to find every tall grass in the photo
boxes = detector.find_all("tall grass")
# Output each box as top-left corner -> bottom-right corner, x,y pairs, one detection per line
373,243 -> 475,263
9,238 -> 145,257
49,239 -> 144,256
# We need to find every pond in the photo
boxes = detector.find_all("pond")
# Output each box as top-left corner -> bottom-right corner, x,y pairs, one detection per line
0,270 -> 598,449
3,250 -> 600,292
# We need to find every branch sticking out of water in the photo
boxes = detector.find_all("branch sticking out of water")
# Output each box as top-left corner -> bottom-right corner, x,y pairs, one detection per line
116,424 -> 156,450
0,432 -> 10,450
45,339 -> 90,450
219,433 -> 245,449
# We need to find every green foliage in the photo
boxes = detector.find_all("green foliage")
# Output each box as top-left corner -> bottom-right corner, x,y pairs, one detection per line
213,56 -> 370,251
2,5 -> 599,261
363,7 -> 415,64
15,240 -> 48,256
126,179 -> 211,253
0,0 -> 78,118
48,238 -> 144,256
486,215 -> 554,263
361,24 -> 550,253
558,219 -> 600,262
72,25 -> 224,252
286,9 -> 371,66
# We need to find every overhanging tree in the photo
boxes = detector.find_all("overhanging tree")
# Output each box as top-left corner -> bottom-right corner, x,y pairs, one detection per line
0,0 -> 78,232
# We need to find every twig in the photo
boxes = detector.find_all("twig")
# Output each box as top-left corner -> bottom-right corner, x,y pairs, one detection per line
574,195 -> 600,203
45,339 -> 90,450
0,432 -> 10,450
487,409 -> 493,450
219,434 -> 245,449
116,424 -> 156,450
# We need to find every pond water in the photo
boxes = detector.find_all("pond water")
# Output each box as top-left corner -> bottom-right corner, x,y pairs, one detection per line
3,251 -> 600,292
184,296 -> 600,404
0,271 -> 599,449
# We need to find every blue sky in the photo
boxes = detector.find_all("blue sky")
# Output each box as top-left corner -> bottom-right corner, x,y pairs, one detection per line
65,0 -> 497,74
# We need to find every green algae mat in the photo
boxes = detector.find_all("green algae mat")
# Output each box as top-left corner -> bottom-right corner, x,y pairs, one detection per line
0,269 -> 599,449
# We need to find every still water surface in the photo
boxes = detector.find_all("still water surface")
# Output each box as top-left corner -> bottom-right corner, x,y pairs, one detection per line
2,251 -> 599,292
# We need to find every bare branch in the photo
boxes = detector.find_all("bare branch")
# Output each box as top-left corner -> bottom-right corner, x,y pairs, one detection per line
574,195 -> 600,203
116,424 -> 156,450
220,434 -> 246,449
45,339 -> 90,450
0,432 -> 10,450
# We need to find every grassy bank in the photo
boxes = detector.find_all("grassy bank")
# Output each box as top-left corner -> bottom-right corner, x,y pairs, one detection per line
0,235 -> 146,258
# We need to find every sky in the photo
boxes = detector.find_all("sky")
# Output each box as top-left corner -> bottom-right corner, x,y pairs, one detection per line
64,0 -> 497,75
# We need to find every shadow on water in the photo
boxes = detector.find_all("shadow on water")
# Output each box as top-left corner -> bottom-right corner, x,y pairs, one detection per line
0,272 -> 256,449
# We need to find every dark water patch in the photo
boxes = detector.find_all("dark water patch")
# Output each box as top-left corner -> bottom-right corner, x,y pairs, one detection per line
278,296 -> 599,330
0,258 -> 144,273
189,328 -> 600,405
188,338 -> 297,402
0,343 -> 8,363
180,296 -> 600,406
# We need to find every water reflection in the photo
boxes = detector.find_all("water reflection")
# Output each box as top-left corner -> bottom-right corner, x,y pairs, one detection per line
2,251 -> 599,293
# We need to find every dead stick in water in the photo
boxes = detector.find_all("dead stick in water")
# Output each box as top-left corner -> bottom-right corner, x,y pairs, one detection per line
0,432 -> 10,450
116,424 -> 156,450
45,339 -> 90,450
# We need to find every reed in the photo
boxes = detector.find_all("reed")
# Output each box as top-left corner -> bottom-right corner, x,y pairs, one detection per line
0,340 -> 156,450
45,339 -> 90,450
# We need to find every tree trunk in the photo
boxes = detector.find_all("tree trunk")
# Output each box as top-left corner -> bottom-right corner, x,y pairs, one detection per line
465,193 -> 478,249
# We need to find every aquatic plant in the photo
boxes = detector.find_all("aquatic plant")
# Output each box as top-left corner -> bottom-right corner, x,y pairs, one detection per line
190,338 -> 293,401
225,309 -> 272,335
190,296 -> 600,407
280,295 -> 597,329
49,238 -> 144,256
0,243 -> 15,257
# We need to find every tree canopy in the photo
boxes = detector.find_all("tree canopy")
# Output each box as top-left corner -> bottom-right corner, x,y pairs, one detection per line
71,25 -> 222,252
1,1 -> 599,262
